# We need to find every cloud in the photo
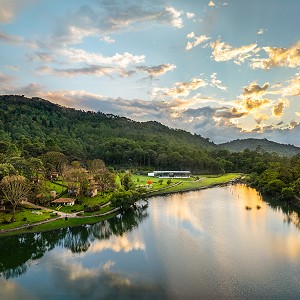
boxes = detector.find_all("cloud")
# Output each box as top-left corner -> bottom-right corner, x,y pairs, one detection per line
40,65 -> 126,78
0,30 -> 24,44
272,98 -> 289,118
242,82 -> 270,98
0,0 -> 36,23
257,28 -> 264,35
208,1 -> 216,7
282,74 -> 300,96
137,63 -> 176,78
186,12 -> 195,20
242,98 -> 272,112
255,114 -> 269,124
101,36 -> 115,44
153,77 -> 208,98
251,41 -> 300,69
210,39 -> 259,65
58,48 -> 145,67
210,73 -> 227,91
51,1 -> 183,46
185,32 -> 211,51
215,107 -> 247,119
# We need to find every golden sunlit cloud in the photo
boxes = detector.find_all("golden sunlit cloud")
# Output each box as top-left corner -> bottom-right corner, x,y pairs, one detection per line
254,114 -> 269,124
210,39 -> 259,65
242,82 -> 269,98
185,32 -> 211,51
272,98 -> 289,118
242,98 -> 272,112
251,41 -> 300,69
152,77 -> 207,98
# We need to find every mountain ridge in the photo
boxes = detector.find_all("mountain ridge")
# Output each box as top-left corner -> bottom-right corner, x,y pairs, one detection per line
219,138 -> 300,157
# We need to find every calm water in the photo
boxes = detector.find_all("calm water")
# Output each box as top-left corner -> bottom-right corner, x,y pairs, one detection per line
1,184 -> 300,299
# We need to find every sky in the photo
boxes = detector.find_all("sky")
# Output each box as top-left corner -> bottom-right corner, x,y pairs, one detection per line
0,0 -> 300,145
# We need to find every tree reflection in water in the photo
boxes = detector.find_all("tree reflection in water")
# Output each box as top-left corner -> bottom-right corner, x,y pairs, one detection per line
0,203 -> 148,279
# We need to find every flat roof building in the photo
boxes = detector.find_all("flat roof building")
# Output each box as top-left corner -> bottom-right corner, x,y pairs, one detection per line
148,171 -> 191,178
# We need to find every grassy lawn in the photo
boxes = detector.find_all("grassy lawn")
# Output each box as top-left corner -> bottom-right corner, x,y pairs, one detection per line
132,175 -> 184,190
0,212 -> 118,236
0,207 -> 57,231
148,173 -> 241,195
45,180 -> 67,194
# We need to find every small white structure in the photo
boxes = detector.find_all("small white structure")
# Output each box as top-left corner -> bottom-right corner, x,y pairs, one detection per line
148,171 -> 191,178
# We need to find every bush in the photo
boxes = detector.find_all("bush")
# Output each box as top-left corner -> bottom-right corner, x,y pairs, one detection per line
22,217 -> 27,221
167,179 -> 172,185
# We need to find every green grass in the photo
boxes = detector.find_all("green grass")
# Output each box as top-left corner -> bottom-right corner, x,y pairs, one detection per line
0,212 -> 118,236
0,207 -> 56,230
148,173 -> 241,195
45,180 -> 67,194
0,173 -> 241,236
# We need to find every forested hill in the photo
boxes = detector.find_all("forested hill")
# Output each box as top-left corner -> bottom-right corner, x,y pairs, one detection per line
219,138 -> 300,157
0,95 -> 217,171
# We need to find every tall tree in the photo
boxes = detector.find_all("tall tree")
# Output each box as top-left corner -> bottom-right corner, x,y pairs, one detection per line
1,175 -> 30,221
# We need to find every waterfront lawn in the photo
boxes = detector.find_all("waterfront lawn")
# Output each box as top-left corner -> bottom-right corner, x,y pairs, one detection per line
149,173 -> 241,194
0,207 -> 56,231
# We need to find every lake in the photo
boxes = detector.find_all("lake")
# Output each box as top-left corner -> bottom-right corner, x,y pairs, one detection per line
1,184 -> 300,299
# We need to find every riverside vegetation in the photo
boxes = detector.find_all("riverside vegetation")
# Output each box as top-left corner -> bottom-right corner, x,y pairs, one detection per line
0,95 -> 300,235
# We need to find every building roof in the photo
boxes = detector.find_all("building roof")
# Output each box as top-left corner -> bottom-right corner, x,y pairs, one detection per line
52,198 -> 75,203
153,171 -> 191,174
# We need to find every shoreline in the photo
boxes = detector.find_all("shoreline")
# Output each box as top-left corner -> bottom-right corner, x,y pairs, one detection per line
0,174 -> 242,237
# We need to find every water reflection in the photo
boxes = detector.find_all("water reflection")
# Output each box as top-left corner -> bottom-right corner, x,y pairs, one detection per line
0,204 -> 148,279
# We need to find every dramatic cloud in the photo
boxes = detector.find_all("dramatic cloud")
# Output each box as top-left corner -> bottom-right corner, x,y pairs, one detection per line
242,82 -> 270,98
185,32 -> 211,51
242,98 -> 272,112
137,63 -> 176,78
255,114 -> 269,124
211,39 -> 259,65
153,77 -> 208,98
251,41 -> 300,69
215,107 -> 247,119
272,98 -> 289,118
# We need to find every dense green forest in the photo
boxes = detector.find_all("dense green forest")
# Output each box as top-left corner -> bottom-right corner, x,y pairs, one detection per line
220,138 -> 300,157
0,95 -> 300,202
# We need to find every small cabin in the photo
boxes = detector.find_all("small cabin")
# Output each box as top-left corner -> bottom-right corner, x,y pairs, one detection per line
52,198 -> 75,206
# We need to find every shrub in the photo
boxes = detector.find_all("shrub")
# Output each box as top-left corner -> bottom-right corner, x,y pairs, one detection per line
167,179 -> 172,185
22,217 -> 27,221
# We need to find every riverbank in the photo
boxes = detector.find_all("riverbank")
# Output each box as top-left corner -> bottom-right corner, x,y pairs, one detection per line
0,173 -> 242,237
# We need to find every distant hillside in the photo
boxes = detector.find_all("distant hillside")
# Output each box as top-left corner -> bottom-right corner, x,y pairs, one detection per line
0,95 -> 217,171
219,138 -> 300,157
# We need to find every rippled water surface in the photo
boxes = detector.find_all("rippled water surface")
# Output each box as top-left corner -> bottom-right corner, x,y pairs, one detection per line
1,184 -> 300,299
